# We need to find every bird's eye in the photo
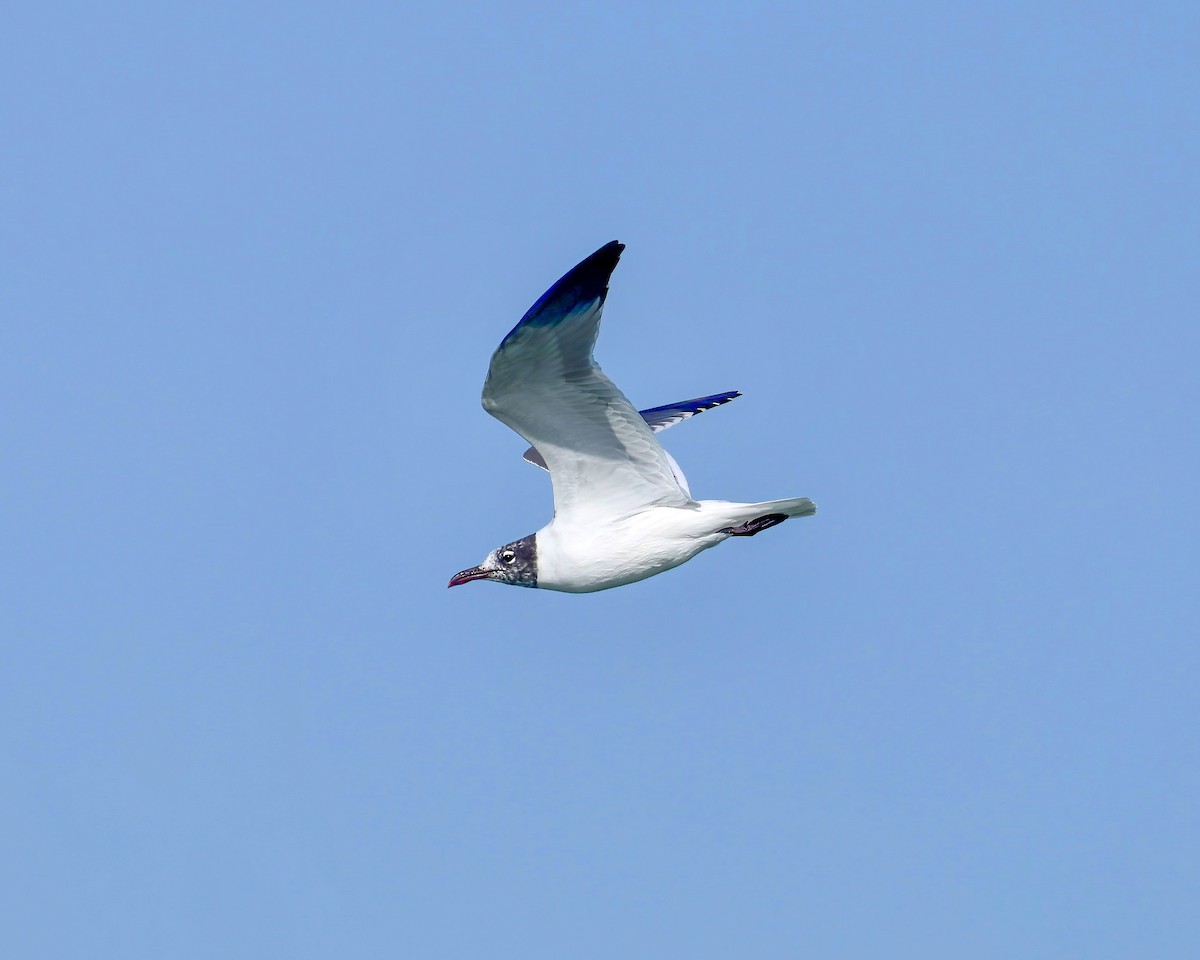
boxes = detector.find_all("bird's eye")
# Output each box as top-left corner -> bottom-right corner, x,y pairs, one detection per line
501,550 -> 516,564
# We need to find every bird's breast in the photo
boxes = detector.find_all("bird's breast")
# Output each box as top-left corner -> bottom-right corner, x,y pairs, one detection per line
534,507 -> 723,593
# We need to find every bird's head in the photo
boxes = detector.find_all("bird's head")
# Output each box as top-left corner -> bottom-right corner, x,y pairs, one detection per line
448,534 -> 538,589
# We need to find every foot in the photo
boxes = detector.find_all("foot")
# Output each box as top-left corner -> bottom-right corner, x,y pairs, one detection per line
720,513 -> 789,537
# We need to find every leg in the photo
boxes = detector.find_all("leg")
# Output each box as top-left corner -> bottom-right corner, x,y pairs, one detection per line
720,513 -> 789,537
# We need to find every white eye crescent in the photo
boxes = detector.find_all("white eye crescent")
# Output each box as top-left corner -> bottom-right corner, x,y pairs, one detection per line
501,550 -> 516,564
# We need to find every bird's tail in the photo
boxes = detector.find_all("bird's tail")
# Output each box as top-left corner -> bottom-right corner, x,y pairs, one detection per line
703,496 -> 816,538
746,496 -> 817,519
700,496 -> 817,534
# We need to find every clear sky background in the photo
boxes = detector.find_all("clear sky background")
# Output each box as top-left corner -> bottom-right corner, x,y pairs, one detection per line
2,3 -> 1197,957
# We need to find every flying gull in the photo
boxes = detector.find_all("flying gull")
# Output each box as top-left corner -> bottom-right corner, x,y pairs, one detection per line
448,241 -> 816,593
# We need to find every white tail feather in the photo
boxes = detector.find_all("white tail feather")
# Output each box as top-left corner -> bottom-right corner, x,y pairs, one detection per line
749,496 -> 817,518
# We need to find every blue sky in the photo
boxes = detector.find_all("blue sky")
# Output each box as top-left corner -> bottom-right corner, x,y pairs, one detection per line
2,2 -> 1197,957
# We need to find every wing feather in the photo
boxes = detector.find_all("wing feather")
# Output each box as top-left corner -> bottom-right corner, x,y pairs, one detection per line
521,390 -> 741,472
482,242 -> 693,522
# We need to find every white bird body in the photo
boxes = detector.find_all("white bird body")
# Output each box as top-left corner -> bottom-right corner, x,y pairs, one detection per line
536,497 -> 817,593
448,241 -> 816,594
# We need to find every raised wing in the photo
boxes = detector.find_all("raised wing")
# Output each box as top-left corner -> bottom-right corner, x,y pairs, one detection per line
521,390 -> 741,469
482,241 -> 694,523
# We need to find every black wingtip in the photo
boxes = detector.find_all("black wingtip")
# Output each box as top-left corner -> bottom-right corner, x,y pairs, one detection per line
571,240 -> 624,289
637,390 -> 743,422
507,241 -> 627,338
554,241 -> 624,294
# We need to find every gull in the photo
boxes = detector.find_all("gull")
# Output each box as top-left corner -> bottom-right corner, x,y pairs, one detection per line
448,241 -> 816,593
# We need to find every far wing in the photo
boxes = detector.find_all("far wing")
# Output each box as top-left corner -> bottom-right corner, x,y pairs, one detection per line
522,391 -> 742,494
482,242 -> 693,523
639,391 -> 741,432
